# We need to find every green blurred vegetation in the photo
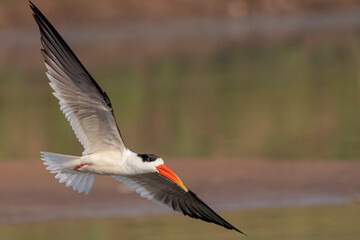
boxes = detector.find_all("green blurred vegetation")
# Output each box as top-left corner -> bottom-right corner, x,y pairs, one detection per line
1,204 -> 360,240
1,34 -> 360,160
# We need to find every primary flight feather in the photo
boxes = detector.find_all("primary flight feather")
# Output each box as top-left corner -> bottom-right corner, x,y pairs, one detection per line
30,1 -> 244,234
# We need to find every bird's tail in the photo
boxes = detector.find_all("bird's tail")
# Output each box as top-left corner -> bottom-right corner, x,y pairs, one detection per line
41,151 -> 95,194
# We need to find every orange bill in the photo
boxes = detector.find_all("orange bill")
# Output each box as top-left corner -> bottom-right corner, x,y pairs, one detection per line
156,164 -> 188,192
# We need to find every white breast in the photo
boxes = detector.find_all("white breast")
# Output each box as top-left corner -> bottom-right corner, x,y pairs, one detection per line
80,150 -> 125,175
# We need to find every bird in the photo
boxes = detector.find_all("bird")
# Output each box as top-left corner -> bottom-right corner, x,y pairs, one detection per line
30,1 -> 244,234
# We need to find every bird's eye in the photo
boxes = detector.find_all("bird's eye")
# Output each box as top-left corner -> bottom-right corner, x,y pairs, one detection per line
138,154 -> 159,162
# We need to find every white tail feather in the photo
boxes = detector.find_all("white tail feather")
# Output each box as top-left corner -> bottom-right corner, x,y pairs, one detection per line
41,152 -> 95,194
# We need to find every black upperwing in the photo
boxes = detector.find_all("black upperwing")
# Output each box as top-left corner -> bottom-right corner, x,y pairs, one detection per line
113,173 -> 246,234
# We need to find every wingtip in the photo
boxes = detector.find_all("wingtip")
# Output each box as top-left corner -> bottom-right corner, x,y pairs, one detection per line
29,1 -> 43,20
186,190 -> 246,235
233,227 -> 247,236
225,221 -> 246,235
29,1 -> 36,11
29,1 -> 40,22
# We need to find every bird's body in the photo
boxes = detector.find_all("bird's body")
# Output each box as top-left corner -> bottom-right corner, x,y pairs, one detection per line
66,150 -> 162,176
30,1 -> 244,234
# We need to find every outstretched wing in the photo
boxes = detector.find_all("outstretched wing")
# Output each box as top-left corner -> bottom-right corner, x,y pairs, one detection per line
113,173 -> 245,234
30,2 -> 126,155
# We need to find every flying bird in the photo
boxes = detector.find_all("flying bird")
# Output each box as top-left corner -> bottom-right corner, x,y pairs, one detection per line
30,1 -> 244,234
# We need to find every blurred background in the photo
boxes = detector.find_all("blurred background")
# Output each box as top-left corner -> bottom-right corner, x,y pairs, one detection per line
1,0 -> 360,239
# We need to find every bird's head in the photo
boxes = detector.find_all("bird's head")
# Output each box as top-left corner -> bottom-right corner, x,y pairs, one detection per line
136,153 -> 188,192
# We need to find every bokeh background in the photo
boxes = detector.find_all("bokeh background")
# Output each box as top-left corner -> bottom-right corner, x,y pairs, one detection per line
1,1 -> 360,240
